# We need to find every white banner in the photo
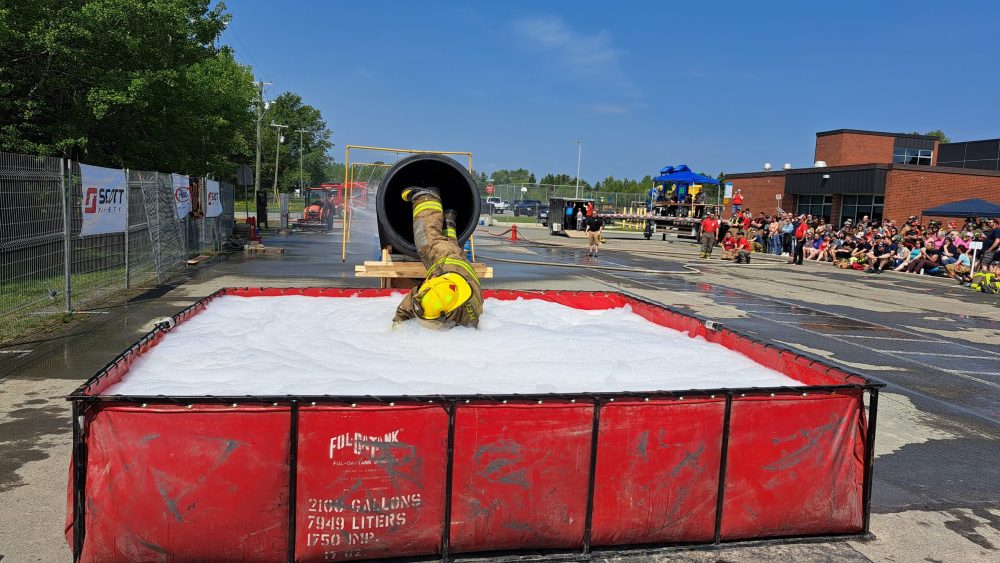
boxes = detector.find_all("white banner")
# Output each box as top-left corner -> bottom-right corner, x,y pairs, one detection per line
172,174 -> 191,218
724,182 -> 734,199
205,179 -> 223,217
80,164 -> 128,237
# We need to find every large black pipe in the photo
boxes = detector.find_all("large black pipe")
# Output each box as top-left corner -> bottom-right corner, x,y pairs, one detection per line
376,154 -> 481,258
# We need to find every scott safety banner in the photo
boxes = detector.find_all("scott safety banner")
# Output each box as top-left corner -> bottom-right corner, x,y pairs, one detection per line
206,179 -> 223,217
79,164 -> 128,237
172,174 -> 191,218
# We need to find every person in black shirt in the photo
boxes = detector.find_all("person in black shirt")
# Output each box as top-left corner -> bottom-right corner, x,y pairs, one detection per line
866,236 -> 897,273
584,215 -> 604,257
982,218 -> 1000,274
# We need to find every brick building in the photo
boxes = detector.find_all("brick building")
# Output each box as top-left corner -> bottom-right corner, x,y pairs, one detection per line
726,129 -> 1000,225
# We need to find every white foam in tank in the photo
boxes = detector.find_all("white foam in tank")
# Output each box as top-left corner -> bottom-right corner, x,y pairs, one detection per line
105,295 -> 802,396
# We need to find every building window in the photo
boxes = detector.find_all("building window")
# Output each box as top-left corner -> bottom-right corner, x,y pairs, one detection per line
893,148 -> 933,165
841,194 -> 884,224
795,194 -> 833,222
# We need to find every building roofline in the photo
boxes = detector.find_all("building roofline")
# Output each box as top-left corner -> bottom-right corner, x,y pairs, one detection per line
725,163 -> 1000,179
938,138 -> 1000,147
815,129 -> 938,140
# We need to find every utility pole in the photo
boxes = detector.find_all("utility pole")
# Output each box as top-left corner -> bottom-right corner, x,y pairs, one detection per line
295,128 -> 307,194
575,140 -> 582,199
270,122 -> 288,202
253,81 -> 272,205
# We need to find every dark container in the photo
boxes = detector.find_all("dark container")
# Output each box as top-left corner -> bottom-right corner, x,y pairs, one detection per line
376,154 -> 481,258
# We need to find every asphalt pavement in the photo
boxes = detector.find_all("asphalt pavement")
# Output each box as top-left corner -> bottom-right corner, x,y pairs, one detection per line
1,214 -> 997,562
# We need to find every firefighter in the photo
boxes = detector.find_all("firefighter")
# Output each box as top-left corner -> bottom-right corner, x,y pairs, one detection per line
393,186 -> 483,328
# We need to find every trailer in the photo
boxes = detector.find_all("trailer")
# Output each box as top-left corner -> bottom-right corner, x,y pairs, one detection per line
66,288 -> 881,562
547,197 -> 595,234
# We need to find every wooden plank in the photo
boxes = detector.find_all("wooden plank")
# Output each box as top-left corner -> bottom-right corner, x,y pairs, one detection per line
186,254 -> 212,265
355,261 -> 493,279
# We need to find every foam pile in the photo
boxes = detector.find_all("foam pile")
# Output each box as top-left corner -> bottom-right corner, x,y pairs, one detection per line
106,295 -> 801,396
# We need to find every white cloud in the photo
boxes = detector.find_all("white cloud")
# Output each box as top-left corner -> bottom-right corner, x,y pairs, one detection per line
512,15 -> 638,107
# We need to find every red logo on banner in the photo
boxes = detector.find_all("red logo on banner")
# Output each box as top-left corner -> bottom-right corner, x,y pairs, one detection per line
175,187 -> 190,203
84,187 -> 98,213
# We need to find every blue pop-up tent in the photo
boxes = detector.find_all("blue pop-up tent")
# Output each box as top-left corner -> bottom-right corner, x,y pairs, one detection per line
922,198 -> 1000,218
654,164 -> 720,186
652,164 -> 720,205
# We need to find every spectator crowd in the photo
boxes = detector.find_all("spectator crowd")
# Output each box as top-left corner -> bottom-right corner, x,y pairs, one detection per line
701,207 -> 1000,291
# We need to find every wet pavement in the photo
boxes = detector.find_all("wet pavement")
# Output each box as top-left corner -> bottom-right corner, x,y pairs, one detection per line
1,216 -> 998,561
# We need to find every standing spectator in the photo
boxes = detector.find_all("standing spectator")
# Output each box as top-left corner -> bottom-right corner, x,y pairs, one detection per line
694,190 -> 706,218
780,214 -> 794,255
982,218 -> 1000,274
699,212 -> 720,259
789,215 -> 808,265
731,189 -> 744,218
584,213 -> 604,257
576,209 -> 584,231
768,216 -> 782,256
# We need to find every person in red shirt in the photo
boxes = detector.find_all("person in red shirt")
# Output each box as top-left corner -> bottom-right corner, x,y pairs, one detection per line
700,212 -> 720,258
735,231 -> 753,263
720,231 -> 738,260
731,189 -> 744,219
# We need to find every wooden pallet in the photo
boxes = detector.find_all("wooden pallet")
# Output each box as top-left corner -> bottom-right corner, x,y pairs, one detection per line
356,248 -> 493,288
244,243 -> 284,255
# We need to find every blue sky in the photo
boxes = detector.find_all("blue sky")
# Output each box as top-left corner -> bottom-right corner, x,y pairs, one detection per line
220,0 -> 1000,182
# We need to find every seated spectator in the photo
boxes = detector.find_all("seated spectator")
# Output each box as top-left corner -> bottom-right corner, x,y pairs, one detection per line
865,235 -> 897,273
905,238 -> 943,275
946,249 -> 973,282
720,231 -> 738,260
826,232 -> 847,262
805,235 -> 828,261
733,231 -> 753,263
891,242 -> 911,269
894,243 -> 922,272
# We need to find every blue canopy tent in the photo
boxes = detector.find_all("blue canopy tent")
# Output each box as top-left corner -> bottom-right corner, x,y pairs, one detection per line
651,164 -> 720,208
922,198 -> 1000,218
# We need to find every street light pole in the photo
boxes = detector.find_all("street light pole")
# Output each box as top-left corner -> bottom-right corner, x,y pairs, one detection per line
295,128 -> 307,194
270,122 -> 288,202
575,140 -> 582,199
253,81 -> 272,206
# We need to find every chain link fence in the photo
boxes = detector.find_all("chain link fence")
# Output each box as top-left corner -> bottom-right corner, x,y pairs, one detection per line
484,183 -> 652,215
1,152 -> 236,344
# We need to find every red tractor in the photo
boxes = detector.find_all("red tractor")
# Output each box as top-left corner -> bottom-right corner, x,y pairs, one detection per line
294,187 -> 340,231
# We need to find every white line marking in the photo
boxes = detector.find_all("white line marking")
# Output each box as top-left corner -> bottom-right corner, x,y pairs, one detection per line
882,351 -> 996,360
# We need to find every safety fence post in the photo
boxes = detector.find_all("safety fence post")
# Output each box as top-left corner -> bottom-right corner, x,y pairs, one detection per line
62,158 -> 73,313
124,169 -> 130,290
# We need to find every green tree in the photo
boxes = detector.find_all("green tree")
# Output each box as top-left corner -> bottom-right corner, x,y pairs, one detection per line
490,168 -> 535,186
260,91 -> 334,192
540,173 -> 590,189
0,0 -> 257,178
910,130 -> 951,143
